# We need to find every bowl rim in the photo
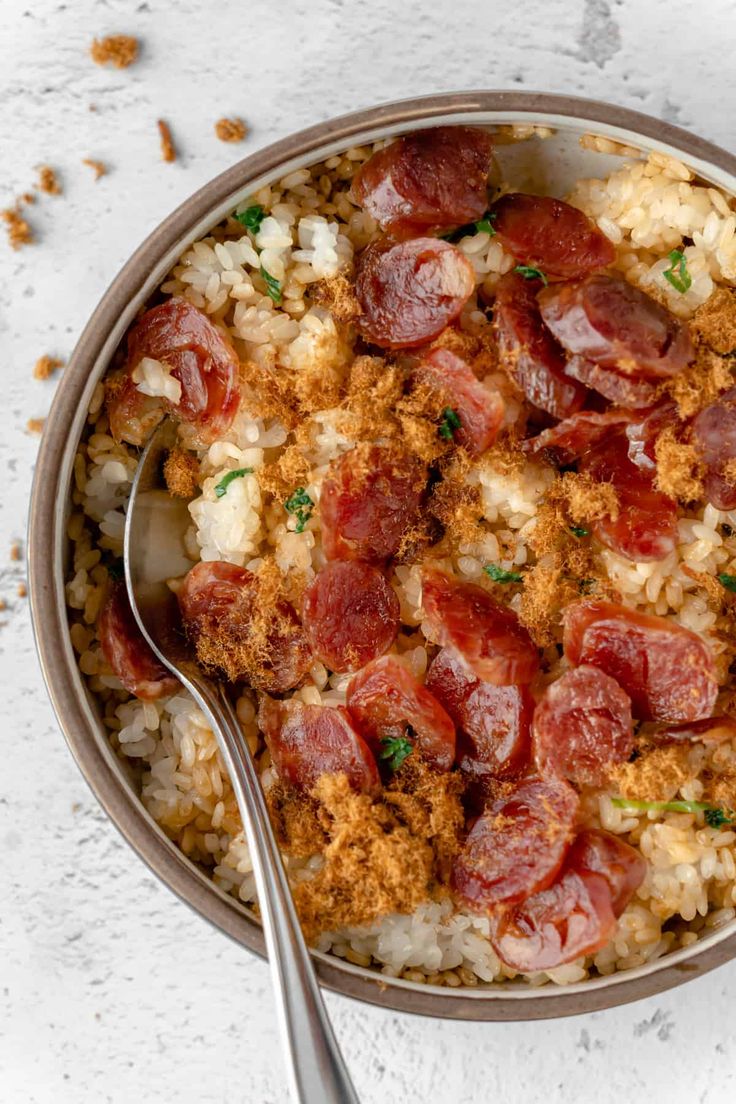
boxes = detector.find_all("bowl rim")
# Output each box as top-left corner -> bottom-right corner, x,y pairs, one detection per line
28,89 -> 736,1021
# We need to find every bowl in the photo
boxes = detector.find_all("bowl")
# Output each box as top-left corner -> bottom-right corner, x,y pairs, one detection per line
29,90 -> 736,1020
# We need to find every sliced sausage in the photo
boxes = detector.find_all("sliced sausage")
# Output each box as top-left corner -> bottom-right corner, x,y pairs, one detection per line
492,193 -> 615,279
691,387 -> 736,510
302,561 -> 400,674
566,829 -> 646,917
98,581 -> 179,701
414,347 -> 505,456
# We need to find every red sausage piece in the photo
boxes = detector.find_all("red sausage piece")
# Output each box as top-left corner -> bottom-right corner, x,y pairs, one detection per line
302,562 -> 400,674
346,655 -> 456,771
414,348 -> 505,456
98,581 -> 179,701
564,599 -> 718,722
354,238 -> 476,349
566,829 -> 646,917
422,567 -> 539,686
426,647 -> 532,779
691,387 -> 736,510
351,126 -> 494,237
532,665 -> 634,786
492,193 -> 615,279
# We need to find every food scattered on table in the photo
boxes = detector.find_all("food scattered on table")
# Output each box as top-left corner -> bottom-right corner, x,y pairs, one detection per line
82,159 -> 107,181
26,418 -> 44,434
215,117 -> 247,143
157,120 -> 177,163
33,355 -> 64,381
1,200 -> 34,250
66,124 -> 736,988
90,35 -> 139,69
35,166 -> 61,196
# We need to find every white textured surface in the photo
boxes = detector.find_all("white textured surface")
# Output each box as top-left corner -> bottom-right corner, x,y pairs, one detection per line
2,0 -> 736,1100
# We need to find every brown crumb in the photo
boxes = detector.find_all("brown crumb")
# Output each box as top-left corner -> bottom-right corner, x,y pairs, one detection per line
690,287 -> 736,354
163,448 -> 199,498
265,781 -> 328,858
665,346 -> 735,419
519,547 -> 617,648
0,598 -> 6,611
384,755 -> 465,882
82,158 -> 107,181
90,35 -> 139,69
292,774 -> 435,943
310,274 -> 361,325
681,565 -> 733,613
553,471 -> 619,526
258,444 -> 311,499
17,583 -> 27,599
26,418 -> 45,434
214,117 -> 247,143
33,355 -> 64,381
35,166 -> 61,196
653,427 -> 704,501
1,204 -> 33,250
10,542 -> 21,562
609,744 -> 695,802
158,120 -> 177,163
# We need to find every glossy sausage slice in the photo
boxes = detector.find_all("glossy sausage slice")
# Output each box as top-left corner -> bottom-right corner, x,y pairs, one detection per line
524,410 -> 636,463
494,271 -> 588,419
426,647 -> 532,779
491,193 -> 615,279
302,562 -> 400,674
351,126 -> 494,237
539,274 -> 693,380
414,348 -> 505,456
563,599 -> 718,722
346,655 -> 456,771
98,582 -> 179,701
354,238 -> 476,349
566,830 -> 646,917
532,665 -> 634,786
691,387 -> 736,510
422,567 -> 539,685
108,297 -> 241,445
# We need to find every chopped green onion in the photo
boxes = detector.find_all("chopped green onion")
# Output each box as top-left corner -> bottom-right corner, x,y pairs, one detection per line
475,212 -> 497,235
284,487 -> 314,533
662,249 -> 692,294
484,564 -> 523,584
514,264 -> 548,286
718,573 -> 736,593
260,265 -> 283,304
611,797 -> 736,827
379,735 -> 414,771
439,407 -> 462,440
215,468 -> 254,498
569,525 -> 589,538
234,204 -> 265,234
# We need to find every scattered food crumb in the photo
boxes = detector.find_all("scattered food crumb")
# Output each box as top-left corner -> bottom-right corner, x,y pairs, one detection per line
17,583 -> 27,598
215,117 -> 247,143
157,120 -> 176,163
10,542 -> 21,562
82,158 -> 107,181
33,354 -> 64,381
36,166 -> 61,196
90,35 -> 139,69
0,598 -> 6,611
26,418 -> 45,434
1,203 -> 33,250
72,801 -> 82,813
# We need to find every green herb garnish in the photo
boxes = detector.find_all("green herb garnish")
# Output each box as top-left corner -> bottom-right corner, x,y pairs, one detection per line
663,249 -> 692,294
215,468 -> 254,498
718,573 -> 736,593
475,212 -> 497,235
234,204 -> 265,234
440,211 -> 496,242
484,564 -> 523,584
611,797 -> 736,827
284,487 -> 314,533
569,525 -> 589,538
379,735 -> 414,772
514,264 -> 548,286
260,265 -> 283,304
439,407 -> 462,440
578,578 -> 595,594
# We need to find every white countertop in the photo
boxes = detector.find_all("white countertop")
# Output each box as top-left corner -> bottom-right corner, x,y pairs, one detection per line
2,0 -> 736,1099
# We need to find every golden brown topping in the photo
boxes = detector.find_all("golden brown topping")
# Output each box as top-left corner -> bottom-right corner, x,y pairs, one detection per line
310,274 -> 362,324
257,444 -> 311,499
519,547 -> 616,648
553,471 -> 619,526
163,447 -> 199,498
609,745 -> 695,802
653,427 -> 704,501
2,204 -> 33,250
10,542 -> 21,562
26,418 -> 44,434
690,287 -> 736,354
33,355 -> 64,381
292,774 -> 434,943
265,781 -> 328,858
384,755 -> 465,881
90,35 -> 139,68
36,166 -> 61,195
214,117 -> 247,143
158,120 -> 176,163
665,346 -> 734,419
17,582 -> 27,598
82,158 -> 107,180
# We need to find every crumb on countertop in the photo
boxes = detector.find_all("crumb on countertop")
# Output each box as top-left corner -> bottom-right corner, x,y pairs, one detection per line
90,35 -> 139,69
36,166 -> 61,196
82,158 -> 107,181
158,120 -> 176,163
654,427 -> 704,502
215,117 -> 247,143
17,583 -> 27,599
10,542 -> 21,562
26,418 -> 45,434
2,203 -> 33,250
163,447 -> 200,498
33,355 -> 64,381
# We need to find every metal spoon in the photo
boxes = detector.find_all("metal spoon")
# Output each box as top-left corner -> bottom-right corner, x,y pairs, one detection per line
124,419 -> 359,1104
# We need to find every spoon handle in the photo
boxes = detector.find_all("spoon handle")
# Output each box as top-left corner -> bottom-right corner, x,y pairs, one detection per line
189,674 -> 359,1104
